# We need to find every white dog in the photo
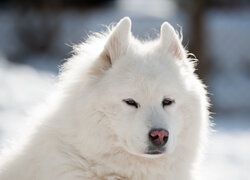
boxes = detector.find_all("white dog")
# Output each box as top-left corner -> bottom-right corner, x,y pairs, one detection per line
0,17 -> 210,180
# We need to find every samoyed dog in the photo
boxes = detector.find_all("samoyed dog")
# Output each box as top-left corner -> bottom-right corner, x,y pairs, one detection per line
0,17 -> 210,180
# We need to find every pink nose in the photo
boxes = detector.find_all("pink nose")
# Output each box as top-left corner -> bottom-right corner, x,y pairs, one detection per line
149,129 -> 169,147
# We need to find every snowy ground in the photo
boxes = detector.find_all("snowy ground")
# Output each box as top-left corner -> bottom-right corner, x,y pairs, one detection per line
0,56 -> 56,146
0,55 -> 250,180
200,130 -> 250,180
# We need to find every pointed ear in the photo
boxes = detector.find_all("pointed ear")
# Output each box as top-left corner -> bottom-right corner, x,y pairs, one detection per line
103,17 -> 131,65
89,17 -> 131,77
160,22 -> 186,59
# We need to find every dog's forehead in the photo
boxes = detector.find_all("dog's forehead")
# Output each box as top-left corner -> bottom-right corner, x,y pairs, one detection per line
116,52 -> 182,82
107,53 -> 185,96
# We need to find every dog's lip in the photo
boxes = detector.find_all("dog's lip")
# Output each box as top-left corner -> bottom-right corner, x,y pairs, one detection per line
145,148 -> 166,155
145,151 -> 163,155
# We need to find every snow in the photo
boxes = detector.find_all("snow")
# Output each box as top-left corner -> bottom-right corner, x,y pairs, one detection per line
200,130 -> 250,180
0,55 -> 56,147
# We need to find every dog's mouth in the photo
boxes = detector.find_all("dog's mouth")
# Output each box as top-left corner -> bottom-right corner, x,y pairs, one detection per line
145,147 -> 166,155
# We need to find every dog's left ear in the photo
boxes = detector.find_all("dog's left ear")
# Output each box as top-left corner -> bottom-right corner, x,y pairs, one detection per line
160,22 -> 186,60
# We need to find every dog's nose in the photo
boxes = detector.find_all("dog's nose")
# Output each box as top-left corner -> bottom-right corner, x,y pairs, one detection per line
149,129 -> 169,147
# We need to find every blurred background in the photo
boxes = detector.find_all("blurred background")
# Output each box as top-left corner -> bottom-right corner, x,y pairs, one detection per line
0,0 -> 250,179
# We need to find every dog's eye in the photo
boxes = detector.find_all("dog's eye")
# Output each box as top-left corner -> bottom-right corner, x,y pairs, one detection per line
162,98 -> 174,108
123,98 -> 140,108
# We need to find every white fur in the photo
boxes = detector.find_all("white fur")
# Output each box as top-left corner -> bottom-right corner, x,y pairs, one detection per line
0,17 -> 210,180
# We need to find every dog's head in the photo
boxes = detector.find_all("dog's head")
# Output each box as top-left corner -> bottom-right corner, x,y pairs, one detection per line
73,17 -> 209,159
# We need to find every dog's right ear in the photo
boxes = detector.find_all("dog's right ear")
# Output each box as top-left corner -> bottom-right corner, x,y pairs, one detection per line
103,17 -> 131,65
104,17 -> 131,64
90,17 -> 131,76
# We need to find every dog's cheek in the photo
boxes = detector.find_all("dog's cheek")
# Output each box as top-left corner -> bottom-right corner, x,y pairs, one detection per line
110,113 -> 148,153
174,102 -> 203,151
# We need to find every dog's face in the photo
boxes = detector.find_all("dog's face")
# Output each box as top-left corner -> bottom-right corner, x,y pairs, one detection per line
79,18 -> 206,158
97,51 -> 194,158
